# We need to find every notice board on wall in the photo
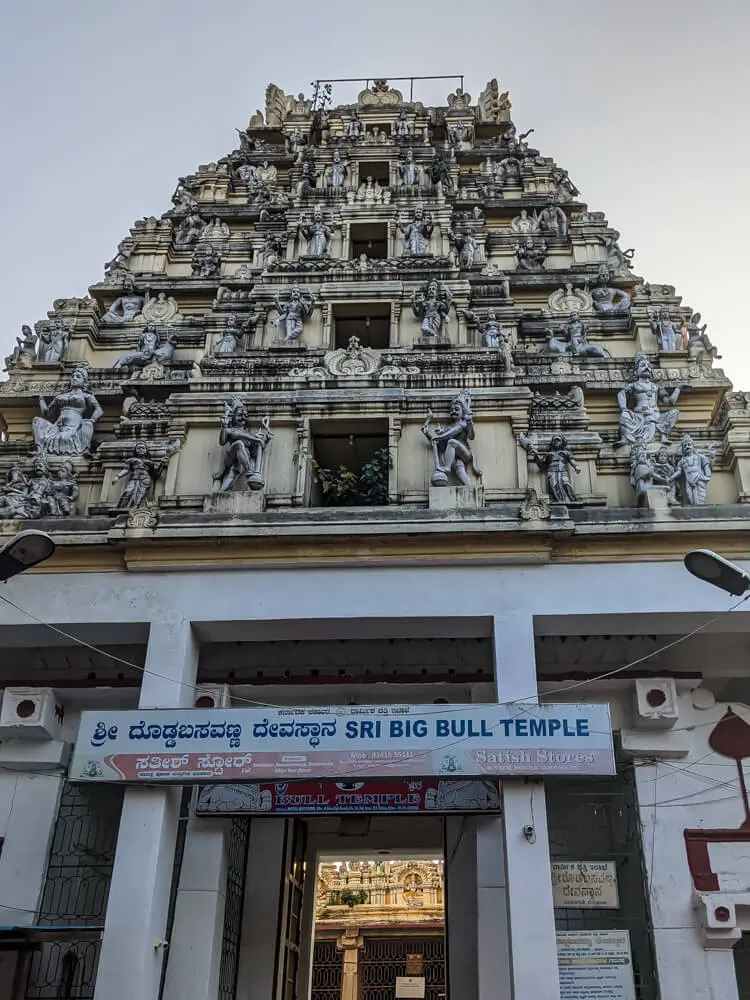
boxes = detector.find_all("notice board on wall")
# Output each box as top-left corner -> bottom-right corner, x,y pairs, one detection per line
557,930 -> 636,1000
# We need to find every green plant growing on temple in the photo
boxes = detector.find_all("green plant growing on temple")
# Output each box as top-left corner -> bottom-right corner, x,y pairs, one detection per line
339,889 -> 368,908
313,448 -> 392,507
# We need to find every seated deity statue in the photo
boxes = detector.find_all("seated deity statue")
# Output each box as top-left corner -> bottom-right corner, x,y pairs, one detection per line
515,237 -> 547,271
684,312 -> 719,358
33,366 -> 103,457
113,322 -> 176,371
591,265 -> 630,314
4,325 -> 38,370
100,277 -> 145,326
174,207 -> 207,247
537,196 -> 568,237
356,177 -> 383,204
616,352 -> 680,446
510,209 -> 539,234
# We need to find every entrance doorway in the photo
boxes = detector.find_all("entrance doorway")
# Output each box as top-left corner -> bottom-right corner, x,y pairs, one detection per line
311,853 -> 446,1000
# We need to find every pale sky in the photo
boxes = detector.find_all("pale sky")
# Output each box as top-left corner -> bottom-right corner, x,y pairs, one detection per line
1,0 -> 748,383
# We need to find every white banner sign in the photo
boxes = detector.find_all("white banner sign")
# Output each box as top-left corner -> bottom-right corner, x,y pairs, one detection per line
70,703 -> 614,784
557,930 -> 636,1000
552,862 -> 619,908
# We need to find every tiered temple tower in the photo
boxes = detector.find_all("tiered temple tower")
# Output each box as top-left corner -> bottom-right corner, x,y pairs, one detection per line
1,75 -> 747,547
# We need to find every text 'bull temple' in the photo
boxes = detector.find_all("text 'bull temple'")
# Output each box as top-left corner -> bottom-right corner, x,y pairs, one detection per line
1,74 -> 747,546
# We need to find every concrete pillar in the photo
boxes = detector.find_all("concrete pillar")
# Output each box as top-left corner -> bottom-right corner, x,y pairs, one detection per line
445,815 -> 478,999
0,771 -> 63,925
162,819 -> 230,1000
338,927 -> 364,1000
236,818 -> 287,1000
94,618 -> 198,1000
494,614 -> 561,1000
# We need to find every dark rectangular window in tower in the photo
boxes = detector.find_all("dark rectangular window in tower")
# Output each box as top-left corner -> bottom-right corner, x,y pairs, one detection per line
333,303 -> 390,350
351,223 -> 388,260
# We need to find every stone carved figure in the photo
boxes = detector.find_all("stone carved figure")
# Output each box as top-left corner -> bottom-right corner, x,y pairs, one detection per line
100,277 -> 145,326
600,230 -> 635,274
449,120 -> 472,147
428,150 -> 453,191
356,177 -> 384,204
346,112 -> 363,141
37,318 -> 70,364
412,280 -> 452,340
547,283 -> 593,315
398,149 -> 421,188
495,156 -> 522,186
629,442 -> 661,508
591,265 -> 630,315
546,312 -> 611,359
272,284 -> 314,343
450,228 -> 478,269
104,239 -> 132,277
0,463 -> 32,518
260,232 -> 284,269
510,209 -> 540,234
4,325 -> 38,370
537,196 -> 568,238
515,237 -> 547,271
213,313 -> 258,356
504,122 -> 534,154
191,243 -> 222,277
142,293 -> 180,326
0,457 -> 78,519
477,79 -> 511,123
399,204 -> 434,256
670,434 -> 716,506
551,167 -> 579,201
396,109 -> 412,139
174,207 -> 207,248
519,432 -> 581,503
616,352 -> 680,446
300,204 -> 335,258
684,312 -> 719,358
652,446 -> 678,504
213,399 -> 272,493
48,460 -> 79,516
324,150 -> 348,189
463,309 -> 514,370
114,322 -> 177,371
422,392 -> 481,488
33,366 -> 103,456
650,307 -> 685,352
200,217 -> 231,244
114,440 -> 180,509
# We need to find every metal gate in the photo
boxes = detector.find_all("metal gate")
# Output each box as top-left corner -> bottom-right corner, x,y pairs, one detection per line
310,940 -> 342,1000
25,782 -> 124,1000
359,936 -> 445,1000
217,817 -> 251,1000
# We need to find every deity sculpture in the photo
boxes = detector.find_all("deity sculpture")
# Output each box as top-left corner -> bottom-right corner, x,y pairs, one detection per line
629,442 -> 661,508
600,230 -> 634,274
450,121 -> 471,147
683,312 -> 719,358
428,150 -> 453,191
546,312 -> 610,359
551,167 -> 579,200
192,243 -> 222,277
201,217 -> 230,243
213,399 -> 273,492
296,154 -> 318,195
652,446 -> 678,504
422,391 -> 481,488
495,156 -> 522,186
0,463 -> 31,518
669,434 -> 716,506
396,109 -> 412,139
285,127 -> 308,157
616,352 -> 680,446
514,237 -> 547,271
33,366 -> 103,456
412,280 -> 452,340
462,309 -> 514,370
398,149 -> 421,188
324,150 -> 348,189
272,284 -> 314,343
250,160 -> 278,189
518,432 -> 581,503
213,312 -> 258,355
104,239 -> 132,277
48,461 -> 79,516
356,177 -> 384,204
100,276 -> 145,326
174,206 -> 207,247
510,209 -> 540,234
300,204 -> 335,258
260,232 -> 284,269
114,322 -> 177,371
537,196 -> 568,238
650,307 -> 685,352
113,440 -> 180,509
0,456 -> 78,519
346,112 -> 363,141
504,123 -> 534,154
4,325 -> 38,370
450,228 -> 479,269
37,318 -> 70,364
399,204 -> 434,256
142,292 -> 180,326
591,265 -> 630,315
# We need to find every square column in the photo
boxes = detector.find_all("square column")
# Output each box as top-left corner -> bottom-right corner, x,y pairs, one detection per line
162,818 -> 230,1000
494,614 -> 561,1000
94,619 -> 198,1000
